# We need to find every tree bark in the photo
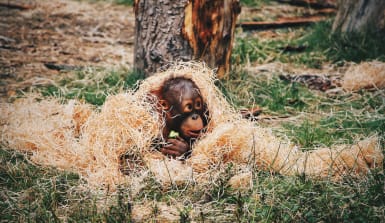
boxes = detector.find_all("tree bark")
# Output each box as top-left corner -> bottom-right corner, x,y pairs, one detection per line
332,0 -> 385,33
134,0 -> 241,77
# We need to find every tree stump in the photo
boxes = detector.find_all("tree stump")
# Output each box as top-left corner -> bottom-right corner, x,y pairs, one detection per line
134,0 -> 241,77
332,0 -> 385,33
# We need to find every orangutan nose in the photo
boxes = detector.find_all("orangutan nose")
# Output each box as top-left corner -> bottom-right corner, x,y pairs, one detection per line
191,113 -> 199,120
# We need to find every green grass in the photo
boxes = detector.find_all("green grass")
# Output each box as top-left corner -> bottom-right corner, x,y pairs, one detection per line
233,20 -> 385,68
0,147 -> 135,222
240,0 -> 270,7
2,3 -> 385,222
114,0 -> 134,5
220,69 -> 385,148
1,145 -> 384,221
282,89 -> 385,148
39,68 -> 144,106
245,171 -> 385,222
219,69 -> 316,115
232,30 -> 327,68
301,20 -> 385,63
283,113 -> 385,149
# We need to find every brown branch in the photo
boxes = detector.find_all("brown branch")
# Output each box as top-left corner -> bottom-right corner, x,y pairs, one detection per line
44,63 -> 83,71
238,15 -> 326,30
0,2 -> 34,10
317,8 -> 337,15
274,0 -> 337,9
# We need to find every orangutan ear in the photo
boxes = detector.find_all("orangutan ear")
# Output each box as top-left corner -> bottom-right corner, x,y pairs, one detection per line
159,99 -> 170,110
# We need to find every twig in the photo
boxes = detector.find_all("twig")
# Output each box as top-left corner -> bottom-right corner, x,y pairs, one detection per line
0,35 -> 15,42
0,2 -> 34,10
44,63 -> 83,71
240,106 -> 262,120
238,15 -> 326,30
279,45 -> 307,53
274,0 -> 337,9
162,158 -> 176,188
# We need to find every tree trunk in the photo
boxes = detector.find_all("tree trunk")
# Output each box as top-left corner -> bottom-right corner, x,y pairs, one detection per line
134,0 -> 241,77
332,0 -> 385,33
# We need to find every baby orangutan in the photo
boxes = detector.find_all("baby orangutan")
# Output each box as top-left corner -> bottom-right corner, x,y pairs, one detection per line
152,77 -> 209,158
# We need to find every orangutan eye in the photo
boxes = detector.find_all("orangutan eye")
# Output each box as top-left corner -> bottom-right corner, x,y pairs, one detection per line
184,103 -> 193,113
195,98 -> 202,110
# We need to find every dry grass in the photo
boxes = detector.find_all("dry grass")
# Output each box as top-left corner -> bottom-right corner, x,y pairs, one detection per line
342,61 -> 385,91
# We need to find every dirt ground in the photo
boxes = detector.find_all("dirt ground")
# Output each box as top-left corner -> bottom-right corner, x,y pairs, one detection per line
0,0 -> 135,98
